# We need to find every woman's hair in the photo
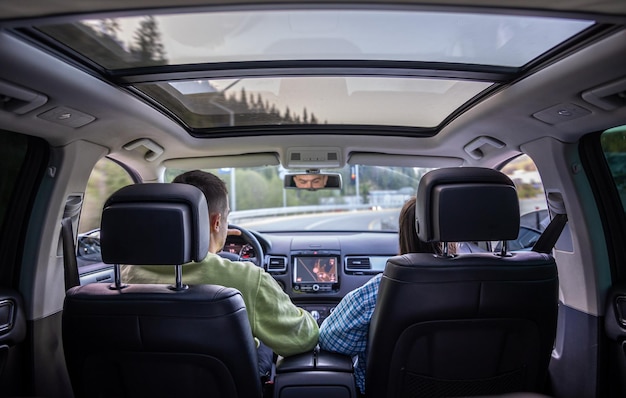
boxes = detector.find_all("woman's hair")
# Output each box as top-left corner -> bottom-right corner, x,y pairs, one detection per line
398,196 -> 456,256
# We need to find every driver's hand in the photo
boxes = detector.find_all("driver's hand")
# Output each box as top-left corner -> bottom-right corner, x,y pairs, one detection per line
227,228 -> 242,236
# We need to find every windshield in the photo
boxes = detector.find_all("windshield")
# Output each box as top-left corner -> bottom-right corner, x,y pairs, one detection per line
165,165 -> 429,232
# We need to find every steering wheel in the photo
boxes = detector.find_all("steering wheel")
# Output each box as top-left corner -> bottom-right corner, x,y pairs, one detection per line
220,224 -> 265,268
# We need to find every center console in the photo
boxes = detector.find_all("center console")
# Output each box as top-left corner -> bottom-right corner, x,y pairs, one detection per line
273,349 -> 357,398
291,251 -> 341,293
289,250 -> 341,325
264,234 -> 395,327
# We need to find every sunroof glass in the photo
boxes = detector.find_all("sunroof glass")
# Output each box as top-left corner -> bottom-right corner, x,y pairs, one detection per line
32,9 -> 594,131
135,76 -> 492,129
38,10 -> 594,70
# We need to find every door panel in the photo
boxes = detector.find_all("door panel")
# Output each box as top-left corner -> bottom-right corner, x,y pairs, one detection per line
605,285 -> 626,397
0,288 -> 26,377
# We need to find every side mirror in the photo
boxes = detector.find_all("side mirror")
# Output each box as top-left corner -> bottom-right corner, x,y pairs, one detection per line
284,173 -> 342,191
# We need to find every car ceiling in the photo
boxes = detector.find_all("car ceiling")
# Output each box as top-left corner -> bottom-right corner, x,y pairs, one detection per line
1,0 -> 626,180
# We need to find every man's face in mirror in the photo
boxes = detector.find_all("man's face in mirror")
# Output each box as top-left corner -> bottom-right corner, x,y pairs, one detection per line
293,174 -> 329,189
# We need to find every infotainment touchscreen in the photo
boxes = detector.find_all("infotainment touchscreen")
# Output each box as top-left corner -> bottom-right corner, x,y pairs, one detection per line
293,256 -> 338,283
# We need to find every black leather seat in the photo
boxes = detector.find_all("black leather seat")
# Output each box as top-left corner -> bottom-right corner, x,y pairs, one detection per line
366,167 -> 559,398
62,183 -> 262,398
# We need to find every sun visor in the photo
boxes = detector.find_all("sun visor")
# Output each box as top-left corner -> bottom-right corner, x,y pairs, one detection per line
348,152 -> 463,168
164,153 -> 280,170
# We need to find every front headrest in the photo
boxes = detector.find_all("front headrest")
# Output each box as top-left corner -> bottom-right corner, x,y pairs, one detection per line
416,167 -> 520,243
100,183 -> 209,265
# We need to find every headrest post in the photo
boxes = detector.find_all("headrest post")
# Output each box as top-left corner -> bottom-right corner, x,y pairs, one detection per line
170,265 -> 188,291
441,242 -> 449,257
109,264 -> 127,290
499,240 -> 509,257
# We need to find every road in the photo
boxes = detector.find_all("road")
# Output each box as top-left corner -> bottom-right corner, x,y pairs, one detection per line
238,198 -> 547,232
240,208 -> 400,231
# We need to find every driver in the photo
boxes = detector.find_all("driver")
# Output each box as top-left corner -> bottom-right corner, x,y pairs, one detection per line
293,173 -> 328,189
122,170 -> 319,380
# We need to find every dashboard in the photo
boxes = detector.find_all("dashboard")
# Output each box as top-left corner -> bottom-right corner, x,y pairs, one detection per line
225,231 -> 399,325
222,239 -> 256,261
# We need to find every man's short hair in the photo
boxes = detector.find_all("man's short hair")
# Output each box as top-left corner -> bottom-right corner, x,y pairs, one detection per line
172,170 -> 228,215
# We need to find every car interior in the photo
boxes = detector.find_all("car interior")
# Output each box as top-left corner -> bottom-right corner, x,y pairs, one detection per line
1,1 -> 626,397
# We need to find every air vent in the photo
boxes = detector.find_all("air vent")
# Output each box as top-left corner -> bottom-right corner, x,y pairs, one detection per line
345,257 -> 371,271
267,256 -> 287,272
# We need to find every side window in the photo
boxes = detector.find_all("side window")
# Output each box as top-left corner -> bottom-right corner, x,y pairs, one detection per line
600,125 -> 626,213
77,158 -> 133,268
597,125 -> 626,283
501,154 -> 548,251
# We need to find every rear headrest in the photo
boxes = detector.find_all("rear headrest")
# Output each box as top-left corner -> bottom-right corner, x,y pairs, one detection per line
416,167 -> 520,243
100,183 -> 209,265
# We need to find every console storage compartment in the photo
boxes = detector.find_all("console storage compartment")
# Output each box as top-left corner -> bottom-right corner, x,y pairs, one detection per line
273,349 -> 357,398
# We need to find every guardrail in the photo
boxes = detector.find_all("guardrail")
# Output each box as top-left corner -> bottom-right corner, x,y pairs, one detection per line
228,198 -> 547,224
229,204 -> 377,223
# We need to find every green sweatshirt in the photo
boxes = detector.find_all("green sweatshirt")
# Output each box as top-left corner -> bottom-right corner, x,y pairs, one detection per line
121,253 -> 319,357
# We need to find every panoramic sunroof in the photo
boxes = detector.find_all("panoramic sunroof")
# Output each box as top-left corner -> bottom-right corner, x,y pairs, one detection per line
136,76 -> 491,129
39,10 -> 593,68
35,9 -> 594,131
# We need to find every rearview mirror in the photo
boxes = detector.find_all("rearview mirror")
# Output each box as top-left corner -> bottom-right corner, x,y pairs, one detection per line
284,173 -> 342,190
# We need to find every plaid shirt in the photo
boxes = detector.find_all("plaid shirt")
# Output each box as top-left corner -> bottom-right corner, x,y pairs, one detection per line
318,273 -> 382,394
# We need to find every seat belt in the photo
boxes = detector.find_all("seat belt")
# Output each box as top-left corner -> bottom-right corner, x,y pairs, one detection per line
532,192 -> 568,254
61,217 -> 80,290
532,213 -> 568,254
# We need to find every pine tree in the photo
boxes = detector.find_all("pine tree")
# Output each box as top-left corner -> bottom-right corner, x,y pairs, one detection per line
99,19 -> 120,38
131,16 -> 166,64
